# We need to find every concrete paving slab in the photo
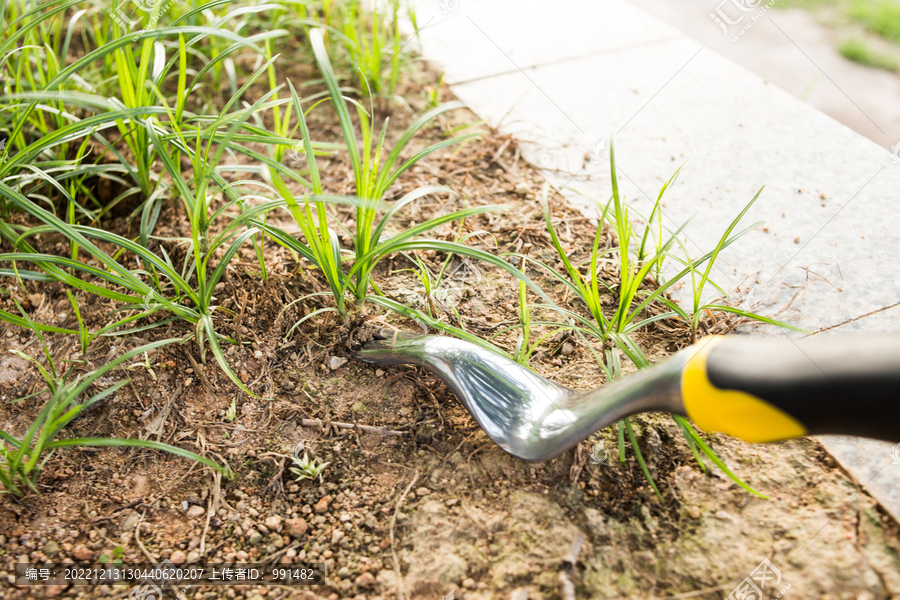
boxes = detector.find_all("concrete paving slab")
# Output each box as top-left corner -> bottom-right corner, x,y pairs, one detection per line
811,303 -> 900,528
626,0 -> 900,151
404,0 -> 679,85
430,19 -> 900,335
409,0 -> 900,523
817,434 -> 900,529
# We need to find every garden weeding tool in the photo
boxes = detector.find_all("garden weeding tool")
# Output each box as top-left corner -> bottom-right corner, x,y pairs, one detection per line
357,332 -> 900,462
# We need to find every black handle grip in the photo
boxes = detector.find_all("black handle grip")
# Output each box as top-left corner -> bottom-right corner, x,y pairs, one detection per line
705,335 -> 900,442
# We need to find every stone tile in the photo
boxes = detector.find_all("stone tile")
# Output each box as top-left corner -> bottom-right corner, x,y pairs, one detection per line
628,0 -> 900,150
816,435 -> 900,524
405,0 -> 678,84
449,38 -> 900,331
810,305 -> 900,524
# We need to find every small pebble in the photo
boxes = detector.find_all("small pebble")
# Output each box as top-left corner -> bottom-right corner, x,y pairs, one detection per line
715,510 -> 732,521
122,512 -> 141,531
73,546 -> 93,561
314,496 -> 332,514
328,356 -> 348,370
186,505 -> 205,519
285,518 -> 309,538
688,507 -> 701,519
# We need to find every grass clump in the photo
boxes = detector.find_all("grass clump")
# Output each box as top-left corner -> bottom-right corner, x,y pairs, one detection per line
502,139 -> 801,497
778,0 -> 900,69
848,0 -> 900,41
838,37 -> 899,70
0,0 -> 502,401
285,0 -> 411,99
263,28 -> 506,317
0,0 -> 300,394
0,308 -> 229,497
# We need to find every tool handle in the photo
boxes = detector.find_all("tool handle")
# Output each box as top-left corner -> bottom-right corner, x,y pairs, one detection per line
681,335 -> 900,443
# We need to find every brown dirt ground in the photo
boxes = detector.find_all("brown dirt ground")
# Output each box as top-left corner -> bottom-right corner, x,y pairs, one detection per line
1,41 -> 900,600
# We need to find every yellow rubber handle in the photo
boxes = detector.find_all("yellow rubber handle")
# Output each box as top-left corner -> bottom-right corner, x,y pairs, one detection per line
681,337 -> 807,443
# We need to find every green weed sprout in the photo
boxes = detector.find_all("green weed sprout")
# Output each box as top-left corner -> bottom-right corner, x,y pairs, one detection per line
0,307 -> 229,497
397,232 -> 489,319
399,252 -> 444,318
225,397 -> 238,423
513,276 -> 533,364
0,1 -> 296,398
503,139 -> 805,497
289,452 -> 330,484
337,0 -> 406,97
263,27 -> 501,315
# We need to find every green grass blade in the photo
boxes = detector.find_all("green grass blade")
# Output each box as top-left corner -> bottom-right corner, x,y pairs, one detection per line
683,425 -> 767,498
44,438 -> 230,477
624,418 -> 661,499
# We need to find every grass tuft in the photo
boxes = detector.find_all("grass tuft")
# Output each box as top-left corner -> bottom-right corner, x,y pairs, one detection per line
838,37 -> 899,71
